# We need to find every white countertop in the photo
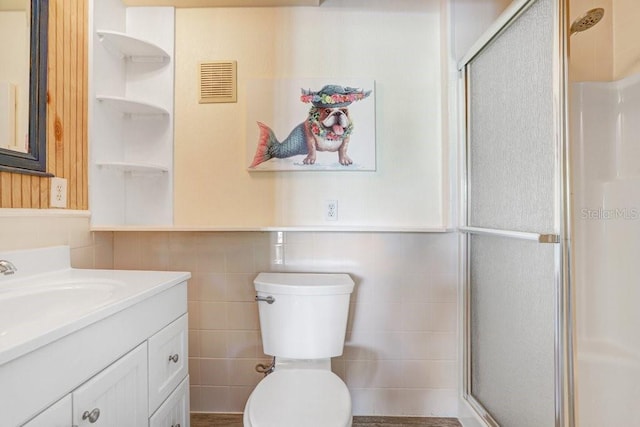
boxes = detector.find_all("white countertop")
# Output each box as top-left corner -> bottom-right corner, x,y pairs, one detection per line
0,246 -> 190,366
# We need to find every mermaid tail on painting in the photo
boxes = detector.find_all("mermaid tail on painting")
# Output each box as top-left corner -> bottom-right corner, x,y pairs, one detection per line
249,122 -> 309,168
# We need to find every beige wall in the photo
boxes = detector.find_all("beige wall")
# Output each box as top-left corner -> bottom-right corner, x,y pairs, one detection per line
570,0 -> 640,82
612,0 -> 640,79
0,211 -> 113,269
569,0 -> 613,82
114,230 -> 459,416
173,1 -> 445,229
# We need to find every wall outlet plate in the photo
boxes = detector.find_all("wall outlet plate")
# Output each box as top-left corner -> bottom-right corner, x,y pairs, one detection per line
50,177 -> 67,208
325,199 -> 338,221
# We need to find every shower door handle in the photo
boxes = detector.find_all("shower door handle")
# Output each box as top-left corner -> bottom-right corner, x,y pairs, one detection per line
458,226 -> 559,243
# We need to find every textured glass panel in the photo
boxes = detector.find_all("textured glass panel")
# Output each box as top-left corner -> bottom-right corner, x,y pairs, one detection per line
470,234 -> 555,427
468,0 -> 555,233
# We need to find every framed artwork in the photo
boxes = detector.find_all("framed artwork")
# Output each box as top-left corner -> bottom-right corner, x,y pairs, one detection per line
246,78 -> 376,171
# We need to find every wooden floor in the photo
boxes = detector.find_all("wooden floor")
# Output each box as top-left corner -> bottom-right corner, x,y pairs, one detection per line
191,413 -> 462,427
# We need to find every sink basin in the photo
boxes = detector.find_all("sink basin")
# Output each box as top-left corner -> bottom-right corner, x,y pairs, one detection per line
0,278 -> 124,298
0,279 -> 126,340
0,246 -> 190,369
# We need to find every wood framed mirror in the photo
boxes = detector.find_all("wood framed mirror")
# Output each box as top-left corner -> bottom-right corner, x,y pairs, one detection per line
0,0 -> 50,176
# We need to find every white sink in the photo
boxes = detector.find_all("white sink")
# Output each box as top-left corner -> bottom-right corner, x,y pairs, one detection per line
0,279 -> 126,340
0,246 -> 190,367
0,278 -> 125,299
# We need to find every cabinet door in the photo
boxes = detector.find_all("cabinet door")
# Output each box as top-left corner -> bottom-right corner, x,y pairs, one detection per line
21,395 -> 71,427
73,343 -> 148,426
148,314 -> 188,413
149,376 -> 190,427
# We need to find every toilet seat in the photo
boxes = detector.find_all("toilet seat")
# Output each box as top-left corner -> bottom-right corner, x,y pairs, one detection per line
245,369 -> 352,427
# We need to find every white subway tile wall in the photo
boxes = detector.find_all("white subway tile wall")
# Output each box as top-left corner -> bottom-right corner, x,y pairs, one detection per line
112,231 -> 459,417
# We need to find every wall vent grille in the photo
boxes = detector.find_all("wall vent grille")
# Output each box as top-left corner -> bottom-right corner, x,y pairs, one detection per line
199,61 -> 237,103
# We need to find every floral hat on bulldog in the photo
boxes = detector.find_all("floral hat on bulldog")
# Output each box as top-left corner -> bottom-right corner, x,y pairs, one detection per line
300,85 -> 371,108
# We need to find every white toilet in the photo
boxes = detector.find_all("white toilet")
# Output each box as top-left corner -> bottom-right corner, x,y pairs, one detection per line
243,272 -> 355,427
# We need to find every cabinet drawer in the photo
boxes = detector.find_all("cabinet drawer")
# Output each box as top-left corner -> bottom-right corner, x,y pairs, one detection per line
73,343 -> 148,427
149,376 -> 190,427
148,314 -> 188,413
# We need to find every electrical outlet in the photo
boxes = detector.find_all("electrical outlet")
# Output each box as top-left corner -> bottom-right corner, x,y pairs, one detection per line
50,177 -> 67,208
325,200 -> 338,221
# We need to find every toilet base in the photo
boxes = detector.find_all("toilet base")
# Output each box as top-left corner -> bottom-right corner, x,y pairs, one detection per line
243,368 -> 352,427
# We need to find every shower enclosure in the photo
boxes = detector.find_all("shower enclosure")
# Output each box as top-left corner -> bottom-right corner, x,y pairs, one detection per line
570,0 -> 640,423
456,0 -> 638,425
457,0 -> 571,425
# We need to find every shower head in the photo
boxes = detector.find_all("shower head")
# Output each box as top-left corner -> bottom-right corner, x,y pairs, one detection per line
570,8 -> 605,35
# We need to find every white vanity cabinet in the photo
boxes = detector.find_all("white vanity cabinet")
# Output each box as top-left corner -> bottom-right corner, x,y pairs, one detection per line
20,313 -> 189,427
2,281 -> 190,426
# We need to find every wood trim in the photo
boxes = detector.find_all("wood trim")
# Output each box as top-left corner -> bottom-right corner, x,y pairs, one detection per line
80,0 -> 87,209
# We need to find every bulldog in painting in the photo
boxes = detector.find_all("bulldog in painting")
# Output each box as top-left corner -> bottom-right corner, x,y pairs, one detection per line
249,85 -> 371,168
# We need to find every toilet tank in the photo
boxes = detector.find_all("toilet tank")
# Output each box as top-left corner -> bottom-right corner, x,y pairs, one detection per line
254,272 -> 354,359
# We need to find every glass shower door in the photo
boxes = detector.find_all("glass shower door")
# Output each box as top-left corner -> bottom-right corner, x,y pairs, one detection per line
458,0 -> 571,425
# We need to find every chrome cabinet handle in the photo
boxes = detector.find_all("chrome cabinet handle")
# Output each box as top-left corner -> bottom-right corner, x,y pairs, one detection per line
255,295 -> 275,304
82,408 -> 100,423
169,353 -> 179,363
171,424 -> 181,427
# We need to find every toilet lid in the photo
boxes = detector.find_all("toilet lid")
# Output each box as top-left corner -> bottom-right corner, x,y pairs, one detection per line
248,369 -> 351,427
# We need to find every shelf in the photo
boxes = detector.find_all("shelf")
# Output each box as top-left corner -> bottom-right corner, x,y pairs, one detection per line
97,30 -> 169,62
96,161 -> 169,174
96,95 -> 169,116
90,225 -> 454,232
123,0 -> 320,6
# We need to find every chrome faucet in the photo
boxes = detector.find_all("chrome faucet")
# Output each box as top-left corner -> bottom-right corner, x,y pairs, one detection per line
0,260 -> 17,275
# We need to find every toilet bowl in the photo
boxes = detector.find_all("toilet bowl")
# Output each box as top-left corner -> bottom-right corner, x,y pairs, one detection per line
243,272 -> 355,427
243,368 -> 352,427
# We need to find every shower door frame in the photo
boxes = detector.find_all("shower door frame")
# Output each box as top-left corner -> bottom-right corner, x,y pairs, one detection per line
456,0 -> 574,426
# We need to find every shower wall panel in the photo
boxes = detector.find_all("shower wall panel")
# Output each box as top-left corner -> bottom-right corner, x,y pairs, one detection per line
572,73 -> 640,351
572,73 -> 640,427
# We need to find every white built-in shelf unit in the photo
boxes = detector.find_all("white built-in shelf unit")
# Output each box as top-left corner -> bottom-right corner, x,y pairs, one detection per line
89,2 -> 175,227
